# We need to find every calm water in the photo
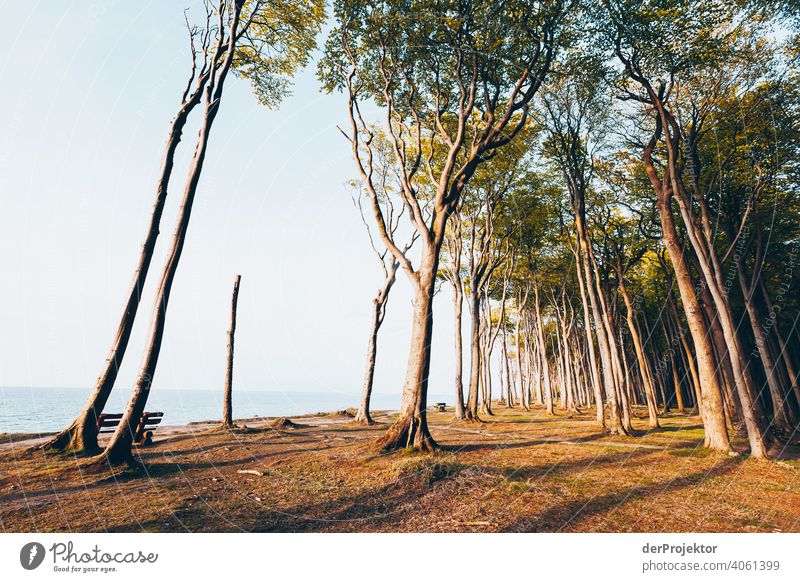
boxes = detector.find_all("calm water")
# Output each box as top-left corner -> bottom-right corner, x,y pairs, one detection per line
0,386 -> 452,434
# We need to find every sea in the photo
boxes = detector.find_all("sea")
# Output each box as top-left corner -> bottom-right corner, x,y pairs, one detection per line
0,386 -> 452,434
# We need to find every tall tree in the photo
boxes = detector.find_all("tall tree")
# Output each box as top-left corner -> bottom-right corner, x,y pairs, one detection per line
351,164 -> 417,424
604,0 -> 750,454
541,55 -> 626,431
321,0 -> 574,450
38,9 -> 220,454
98,0 -> 324,465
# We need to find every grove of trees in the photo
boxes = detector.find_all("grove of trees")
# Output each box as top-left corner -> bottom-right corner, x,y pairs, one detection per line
41,0 -> 800,464
321,0 -> 800,459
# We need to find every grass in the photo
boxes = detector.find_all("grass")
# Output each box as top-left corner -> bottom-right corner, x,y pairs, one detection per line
1,405 -> 798,533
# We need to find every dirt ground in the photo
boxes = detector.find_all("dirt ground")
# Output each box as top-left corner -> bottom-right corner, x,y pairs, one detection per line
1,406 -> 799,532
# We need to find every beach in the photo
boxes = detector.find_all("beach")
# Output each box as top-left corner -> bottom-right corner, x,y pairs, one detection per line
2,406 -> 799,533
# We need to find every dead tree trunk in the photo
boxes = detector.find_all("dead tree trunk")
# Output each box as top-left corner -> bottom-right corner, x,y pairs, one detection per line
222,274 -> 242,428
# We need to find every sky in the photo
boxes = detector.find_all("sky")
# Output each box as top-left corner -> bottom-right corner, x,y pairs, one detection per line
0,1 -> 464,397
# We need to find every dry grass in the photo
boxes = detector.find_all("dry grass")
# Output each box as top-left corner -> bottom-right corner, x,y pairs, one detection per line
1,406 -> 798,532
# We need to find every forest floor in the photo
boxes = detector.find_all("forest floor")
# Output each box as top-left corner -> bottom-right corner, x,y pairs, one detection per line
1,405 -> 799,532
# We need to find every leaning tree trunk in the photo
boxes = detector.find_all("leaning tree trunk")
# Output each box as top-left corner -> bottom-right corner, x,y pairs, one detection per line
574,247 -> 604,426
97,5 -> 242,465
577,225 -> 622,433
591,254 -> 632,434
655,104 -> 769,457
355,260 -> 398,425
222,274 -> 242,429
619,275 -> 659,428
699,283 -> 742,421
38,81 -> 208,454
738,263 -> 795,433
760,279 -> 800,408
376,251 -> 439,452
670,357 -> 684,412
676,315 -> 702,413
355,301 -> 380,425
656,192 -> 733,453
671,192 -> 770,457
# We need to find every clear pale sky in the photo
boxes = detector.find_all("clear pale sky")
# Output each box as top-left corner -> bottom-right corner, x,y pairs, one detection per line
0,1 -> 462,396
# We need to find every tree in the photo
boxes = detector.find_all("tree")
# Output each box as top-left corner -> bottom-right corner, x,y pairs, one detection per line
321,0 -> 574,450
38,7 -> 222,455
441,211 -> 468,419
98,0 -> 324,465
350,161 -> 418,424
540,53 -> 621,429
604,0 -> 751,454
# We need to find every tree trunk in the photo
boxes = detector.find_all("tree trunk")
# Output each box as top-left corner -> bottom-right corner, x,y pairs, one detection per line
480,289 -> 495,416
377,252 -> 439,452
677,319 -> 702,413
658,107 -> 770,457
356,261 -> 398,425
574,247 -> 604,426
515,302 -> 530,411
97,4 -> 243,465
355,302 -> 380,425
656,193 -> 732,453
452,282 -> 467,419
760,279 -> 800,408
699,283 -> 742,421
577,223 -> 623,433
590,252 -> 632,433
618,275 -> 659,428
38,80 -> 207,454
671,358 -> 685,412
221,274 -> 242,428
674,201 -> 770,456
465,281 -> 483,421
501,321 -> 513,407
533,282 -> 554,415
737,263 -> 795,433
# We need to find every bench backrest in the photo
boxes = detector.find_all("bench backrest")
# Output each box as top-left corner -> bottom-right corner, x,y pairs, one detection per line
97,412 -> 164,434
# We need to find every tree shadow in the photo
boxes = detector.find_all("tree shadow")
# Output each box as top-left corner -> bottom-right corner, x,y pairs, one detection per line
505,456 -> 744,532
646,423 -> 704,434
443,430 -> 630,453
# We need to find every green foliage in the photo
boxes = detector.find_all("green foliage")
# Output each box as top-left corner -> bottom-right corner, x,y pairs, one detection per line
319,0 -> 574,207
233,0 -> 326,108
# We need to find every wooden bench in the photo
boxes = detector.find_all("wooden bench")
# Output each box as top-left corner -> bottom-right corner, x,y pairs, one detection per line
97,412 -> 164,445
435,402 -> 446,412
